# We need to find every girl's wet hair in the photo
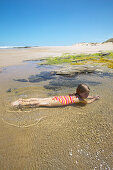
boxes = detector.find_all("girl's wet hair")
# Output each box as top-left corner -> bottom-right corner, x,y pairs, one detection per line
76,84 -> 90,94
69,84 -> 90,96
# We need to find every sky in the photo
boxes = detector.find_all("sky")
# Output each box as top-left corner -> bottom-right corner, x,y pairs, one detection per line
0,0 -> 113,46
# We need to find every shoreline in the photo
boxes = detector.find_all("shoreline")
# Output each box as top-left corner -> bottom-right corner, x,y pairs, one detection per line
0,43 -> 113,68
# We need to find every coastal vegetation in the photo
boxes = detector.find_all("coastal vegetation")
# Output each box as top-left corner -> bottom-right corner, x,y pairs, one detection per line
103,38 -> 113,43
41,52 -> 113,69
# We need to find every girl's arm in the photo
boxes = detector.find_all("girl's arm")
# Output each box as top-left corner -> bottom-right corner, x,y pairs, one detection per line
86,96 -> 100,104
79,96 -> 100,104
87,96 -> 95,99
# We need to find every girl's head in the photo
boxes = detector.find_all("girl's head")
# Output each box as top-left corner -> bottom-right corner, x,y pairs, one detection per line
76,84 -> 90,99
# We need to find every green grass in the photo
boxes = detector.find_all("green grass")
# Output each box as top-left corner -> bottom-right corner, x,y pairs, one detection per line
41,52 -> 113,69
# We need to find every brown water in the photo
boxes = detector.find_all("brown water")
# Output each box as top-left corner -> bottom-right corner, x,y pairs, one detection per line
0,61 -> 113,170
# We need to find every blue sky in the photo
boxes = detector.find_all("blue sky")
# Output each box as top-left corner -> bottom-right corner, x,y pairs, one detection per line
0,0 -> 113,46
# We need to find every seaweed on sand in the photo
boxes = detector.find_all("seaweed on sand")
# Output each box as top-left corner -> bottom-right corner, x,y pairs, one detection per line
41,52 -> 113,69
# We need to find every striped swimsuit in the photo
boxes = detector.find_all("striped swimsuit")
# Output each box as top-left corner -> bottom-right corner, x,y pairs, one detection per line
52,95 -> 79,105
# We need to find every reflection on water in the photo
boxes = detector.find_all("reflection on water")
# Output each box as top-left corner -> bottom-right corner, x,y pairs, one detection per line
0,61 -> 113,169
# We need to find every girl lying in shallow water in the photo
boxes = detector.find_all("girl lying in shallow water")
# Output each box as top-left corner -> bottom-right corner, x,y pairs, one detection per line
12,84 -> 100,108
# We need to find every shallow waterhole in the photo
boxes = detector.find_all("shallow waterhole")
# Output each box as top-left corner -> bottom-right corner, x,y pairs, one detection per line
0,60 -> 113,169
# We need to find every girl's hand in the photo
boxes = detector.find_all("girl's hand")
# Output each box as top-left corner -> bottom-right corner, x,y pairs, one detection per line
94,96 -> 100,100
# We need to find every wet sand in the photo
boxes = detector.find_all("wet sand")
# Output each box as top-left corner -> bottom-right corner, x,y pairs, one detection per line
0,46 -> 113,169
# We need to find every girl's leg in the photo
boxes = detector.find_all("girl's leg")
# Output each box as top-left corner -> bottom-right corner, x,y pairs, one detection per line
12,98 -> 40,107
12,97 -> 63,107
38,98 -> 63,107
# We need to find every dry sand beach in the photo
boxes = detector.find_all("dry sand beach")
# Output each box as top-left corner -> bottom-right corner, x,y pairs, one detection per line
0,43 -> 113,169
0,42 -> 113,67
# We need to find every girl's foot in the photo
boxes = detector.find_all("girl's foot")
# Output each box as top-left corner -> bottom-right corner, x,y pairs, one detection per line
11,98 -> 23,108
11,98 -> 39,108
